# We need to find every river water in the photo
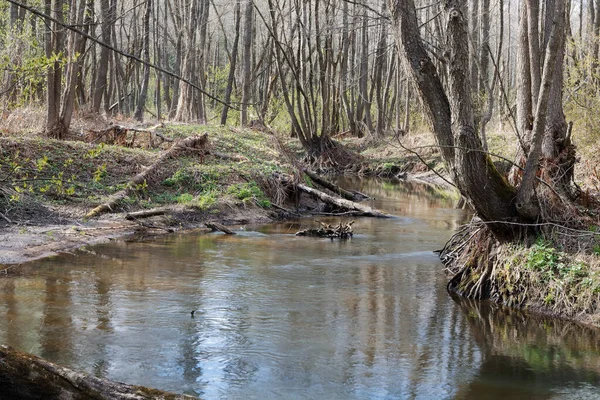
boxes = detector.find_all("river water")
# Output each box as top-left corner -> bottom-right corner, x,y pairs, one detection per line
1,178 -> 600,399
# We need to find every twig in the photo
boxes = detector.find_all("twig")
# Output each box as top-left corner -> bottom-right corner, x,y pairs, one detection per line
0,212 -> 12,224
389,137 -> 457,189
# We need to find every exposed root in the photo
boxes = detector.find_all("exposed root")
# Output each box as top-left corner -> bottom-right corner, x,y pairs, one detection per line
441,217 -> 600,327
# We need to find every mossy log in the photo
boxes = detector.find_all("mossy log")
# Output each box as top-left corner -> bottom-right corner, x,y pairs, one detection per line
0,345 -> 196,400
85,134 -> 209,219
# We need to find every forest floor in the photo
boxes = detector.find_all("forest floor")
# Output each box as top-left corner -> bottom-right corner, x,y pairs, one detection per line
0,112 -> 443,265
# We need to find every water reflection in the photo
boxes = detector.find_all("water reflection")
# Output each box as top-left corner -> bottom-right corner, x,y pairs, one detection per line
0,180 -> 599,399
453,297 -> 600,399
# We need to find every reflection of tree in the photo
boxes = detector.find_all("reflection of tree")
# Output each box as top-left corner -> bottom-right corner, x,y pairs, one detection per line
40,276 -> 74,366
335,176 -> 462,208
454,296 -> 600,398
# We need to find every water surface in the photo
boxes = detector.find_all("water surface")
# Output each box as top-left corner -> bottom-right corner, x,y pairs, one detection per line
1,179 -> 600,399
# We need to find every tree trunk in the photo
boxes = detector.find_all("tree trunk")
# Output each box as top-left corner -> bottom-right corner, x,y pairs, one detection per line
515,0 -> 566,219
91,0 -> 113,113
220,0 -> 241,125
241,0 -> 254,126
58,0 -> 88,132
134,0 -> 151,122
391,0 -> 517,231
45,0 -> 64,138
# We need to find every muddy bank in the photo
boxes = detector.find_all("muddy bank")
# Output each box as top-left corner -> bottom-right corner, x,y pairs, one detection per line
0,206 -> 280,265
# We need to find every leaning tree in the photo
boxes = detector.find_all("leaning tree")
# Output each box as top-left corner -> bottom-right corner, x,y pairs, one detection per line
390,0 -> 579,297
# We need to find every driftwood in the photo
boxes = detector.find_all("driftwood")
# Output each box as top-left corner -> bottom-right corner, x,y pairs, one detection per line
86,134 -> 209,219
304,170 -> 369,201
125,208 -> 169,220
0,345 -> 195,400
206,222 -> 236,234
296,220 -> 354,239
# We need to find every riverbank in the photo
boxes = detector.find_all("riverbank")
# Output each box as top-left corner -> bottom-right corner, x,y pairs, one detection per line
1,121 -> 431,265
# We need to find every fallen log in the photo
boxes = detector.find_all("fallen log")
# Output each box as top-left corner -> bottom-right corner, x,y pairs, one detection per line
296,181 -> 390,218
86,134 -> 209,219
206,222 -> 236,234
273,172 -> 390,218
86,123 -> 173,148
0,345 -> 195,400
296,183 -> 392,218
125,208 -> 169,220
304,170 -> 369,201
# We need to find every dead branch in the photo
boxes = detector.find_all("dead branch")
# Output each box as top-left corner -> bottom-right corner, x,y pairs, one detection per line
206,222 -> 236,234
0,211 -> 12,224
274,172 -> 390,218
85,134 -> 209,219
125,208 -> 169,220
304,170 -> 369,201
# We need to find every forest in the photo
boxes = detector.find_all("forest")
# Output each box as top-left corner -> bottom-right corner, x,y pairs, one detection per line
2,0 -> 600,397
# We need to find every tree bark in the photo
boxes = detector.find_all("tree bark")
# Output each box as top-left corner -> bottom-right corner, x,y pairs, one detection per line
134,0 -> 152,121
91,0 -> 114,113
45,0 -> 64,138
515,0 -> 566,219
391,0 -> 517,230
220,0 -> 241,125
241,0 -> 254,126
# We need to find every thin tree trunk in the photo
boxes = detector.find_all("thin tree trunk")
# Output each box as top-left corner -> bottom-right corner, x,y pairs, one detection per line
220,0 -> 241,125
241,0 -> 254,126
59,0 -> 88,132
134,0 -> 151,121
392,0 -> 517,229
516,0 -> 566,219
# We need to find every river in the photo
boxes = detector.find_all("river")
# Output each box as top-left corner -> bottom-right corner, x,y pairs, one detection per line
1,178 -> 599,399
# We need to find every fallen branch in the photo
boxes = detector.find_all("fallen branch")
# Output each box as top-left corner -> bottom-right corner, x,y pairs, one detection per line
0,345 -> 195,399
274,172 -> 390,218
125,208 -> 169,220
206,222 -> 236,234
297,182 -> 390,218
304,170 -> 369,201
85,134 -> 209,219
0,211 -> 12,224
